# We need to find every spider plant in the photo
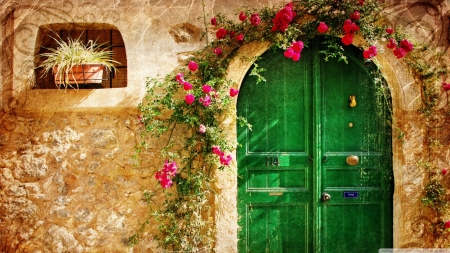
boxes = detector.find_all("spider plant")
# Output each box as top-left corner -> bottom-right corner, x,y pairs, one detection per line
38,34 -> 120,88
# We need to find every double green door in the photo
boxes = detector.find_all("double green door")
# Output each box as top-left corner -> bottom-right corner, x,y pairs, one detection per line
237,39 -> 393,253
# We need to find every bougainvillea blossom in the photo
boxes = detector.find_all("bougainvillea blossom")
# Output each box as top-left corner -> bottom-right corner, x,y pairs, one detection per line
199,124 -> 206,134
199,95 -> 211,107
442,82 -> 450,91
363,46 -> 377,59
214,47 -> 223,56
188,61 -> 199,72
216,28 -> 227,39
212,146 -> 224,156
239,12 -> 247,21
386,38 -> 397,49
183,81 -> 193,90
317,22 -> 328,33
185,94 -> 195,104
230,88 -> 239,97
155,161 -> 178,188
220,154 -> 233,166
250,13 -> 261,26
236,33 -> 244,42
202,84 -> 212,93
271,2 -> 296,32
175,72 -> 184,84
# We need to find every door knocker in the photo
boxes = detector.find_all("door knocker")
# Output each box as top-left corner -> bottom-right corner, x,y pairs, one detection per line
349,95 -> 357,107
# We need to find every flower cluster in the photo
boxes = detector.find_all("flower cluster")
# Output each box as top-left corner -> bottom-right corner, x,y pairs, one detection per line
363,45 -> 378,59
341,19 -> 360,46
155,161 -> 178,188
317,22 -> 328,34
442,82 -> 450,92
271,2 -> 296,32
284,41 -> 304,61
212,145 -> 232,166
385,29 -> 414,59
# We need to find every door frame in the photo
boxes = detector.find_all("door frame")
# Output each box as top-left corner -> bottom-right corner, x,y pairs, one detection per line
212,40 -> 403,252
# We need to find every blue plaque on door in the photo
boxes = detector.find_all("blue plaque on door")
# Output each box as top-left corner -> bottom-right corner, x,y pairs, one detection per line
343,191 -> 359,198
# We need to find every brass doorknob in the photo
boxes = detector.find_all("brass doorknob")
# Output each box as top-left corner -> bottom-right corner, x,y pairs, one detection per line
321,192 -> 331,202
346,155 -> 359,166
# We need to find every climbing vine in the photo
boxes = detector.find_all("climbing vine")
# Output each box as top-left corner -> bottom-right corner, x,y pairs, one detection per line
129,0 -> 450,251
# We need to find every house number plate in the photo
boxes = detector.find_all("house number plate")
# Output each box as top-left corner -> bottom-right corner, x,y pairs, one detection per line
343,191 -> 359,199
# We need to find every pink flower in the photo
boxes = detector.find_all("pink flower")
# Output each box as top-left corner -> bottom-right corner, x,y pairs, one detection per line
185,94 -> 195,104
212,145 -> 223,156
341,33 -> 354,46
236,33 -> 244,42
292,52 -> 301,61
202,84 -> 212,93
250,13 -> 261,26
230,88 -> 239,97
393,47 -> 406,59
400,39 -> 413,53
386,38 -> 397,49
386,28 -> 394,34
188,61 -> 199,72
216,27 -> 227,39
199,95 -> 211,107
214,47 -> 223,56
291,41 -> 304,53
317,22 -> 328,33
211,17 -> 217,26
220,154 -> 233,166
271,2 -> 296,32
155,161 -> 178,188
363,45 -> 377,59
445,221 -> 450,229
239,12 -> 247,21
175,72 -> 184,84
199,124 -> 206,133
350,10 -> 360,21
229,30 -> 236,38
442,82 -> 450,91
284,48 -> 294,58
183,81 -> 193,90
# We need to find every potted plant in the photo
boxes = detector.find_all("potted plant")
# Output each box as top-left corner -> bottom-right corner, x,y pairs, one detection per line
38,34 -> 120,89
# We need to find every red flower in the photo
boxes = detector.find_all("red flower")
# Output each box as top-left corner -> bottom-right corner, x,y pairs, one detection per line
175,72 -> 184,84
230,88 -> 239,97
442,168 -> 448,175
341,33 -> 354,46
239,12 -> 247,21
216,27 -> 227,39
284,48 -> 294,58
399,39 -> 413,53
271,2 -> 296,32
199,95 -> 211,107
228,30 -> 236,38
359,0 -> 364,5
386,38 -> 397,49
214,47 -> 223,56
236,33 -> 244,42
211,17 -> 217,26
188,61 -> 198,72
386,28 -> 394,34
202,84 -> 212,93
363,45 -> 377,59
183,81 -> 193,90
442,82 -> 450,91
292,52 -> 301,61
343,19 -> 359,34
250,13 -> 261,26
185,94 -> 195,104
317,22 -> 329,33
350,10 -> 360,21
220,154 -> 233,166
445,221 -> 450,229
291,41 -> 304,53
393,47 -> 406,59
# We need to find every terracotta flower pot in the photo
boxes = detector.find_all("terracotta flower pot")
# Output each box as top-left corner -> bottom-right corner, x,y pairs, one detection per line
53,64 -> 105,85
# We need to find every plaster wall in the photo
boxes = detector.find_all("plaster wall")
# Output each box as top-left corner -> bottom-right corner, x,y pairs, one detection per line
0,0 -> 449,252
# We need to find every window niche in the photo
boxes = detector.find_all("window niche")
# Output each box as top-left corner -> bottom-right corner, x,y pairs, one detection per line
34,23 -> 127,89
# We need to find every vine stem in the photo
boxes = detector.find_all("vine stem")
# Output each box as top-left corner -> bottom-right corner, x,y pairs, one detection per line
202,0 -> 209,44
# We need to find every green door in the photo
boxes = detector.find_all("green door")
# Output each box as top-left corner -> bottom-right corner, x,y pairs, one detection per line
237,39 -> 393,253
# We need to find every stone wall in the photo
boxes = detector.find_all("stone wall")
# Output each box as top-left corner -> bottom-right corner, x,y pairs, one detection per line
1,0 -> 450,252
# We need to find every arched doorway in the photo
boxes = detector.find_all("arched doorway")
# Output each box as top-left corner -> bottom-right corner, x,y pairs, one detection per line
236,38 -> 393,252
